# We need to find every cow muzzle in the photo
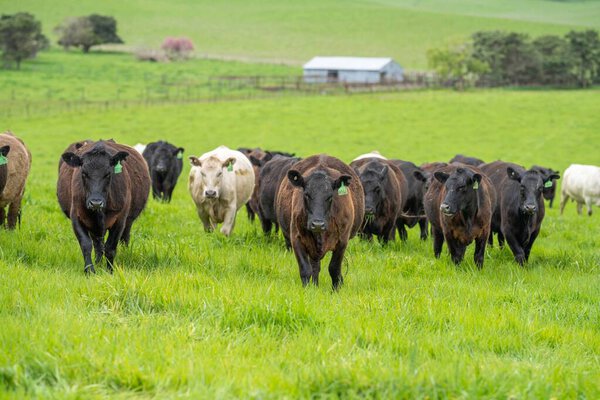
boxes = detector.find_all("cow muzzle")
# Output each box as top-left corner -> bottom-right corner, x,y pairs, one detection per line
523,204 -> 537,215
86,198 -> 105,211
204,190 -> 218,199
308,219 -> 326,233
440,203 -> 455,216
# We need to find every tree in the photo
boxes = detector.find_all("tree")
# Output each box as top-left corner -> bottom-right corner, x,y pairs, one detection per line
55,14 -> 123,53
532,35 -> 575,85
427,42 -> 489,90
0,12 -> 48,69
566,30 -> 600,88
161,37 -> 195,60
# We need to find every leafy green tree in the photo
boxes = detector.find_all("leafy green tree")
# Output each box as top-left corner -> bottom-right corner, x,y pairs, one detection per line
427,42 -> 489,90
55,14 -> 123,53
0,12 -> 48,69
532,35 -> 575,85
566,30 -> 600,87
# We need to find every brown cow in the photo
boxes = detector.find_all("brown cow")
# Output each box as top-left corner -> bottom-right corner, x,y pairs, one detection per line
350,157 -> 405,243
0,131 -> 32,229
276,155 -> 364,289
424,165 -> 495,268
58,140 -> 150,273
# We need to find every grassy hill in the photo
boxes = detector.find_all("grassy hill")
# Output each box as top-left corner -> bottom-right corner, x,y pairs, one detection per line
2,0 -> 599,68
1,90 -> 599,398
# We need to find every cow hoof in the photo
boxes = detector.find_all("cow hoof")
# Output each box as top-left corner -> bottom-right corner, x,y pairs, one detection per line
84,265 -> 96,274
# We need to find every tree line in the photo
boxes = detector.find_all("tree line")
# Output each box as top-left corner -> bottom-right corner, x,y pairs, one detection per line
428,30 -> 600,88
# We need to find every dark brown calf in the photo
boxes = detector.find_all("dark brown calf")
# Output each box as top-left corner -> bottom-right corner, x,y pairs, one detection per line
424,165 -> 495,268
276,155 -> 364,288
57,140 -> 150,273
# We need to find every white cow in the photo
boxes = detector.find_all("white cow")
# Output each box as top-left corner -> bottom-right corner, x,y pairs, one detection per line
133,143 -> 146,154
560,164 -> 600,216
188,145 -> 255,235
352,151 -> 387,162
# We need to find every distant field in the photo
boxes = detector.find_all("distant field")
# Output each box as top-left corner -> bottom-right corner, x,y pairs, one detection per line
1,90 -> 599,398
2,0 -> 599,68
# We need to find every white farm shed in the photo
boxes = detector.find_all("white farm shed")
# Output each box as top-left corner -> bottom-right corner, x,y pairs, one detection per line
303,57 -> 403,84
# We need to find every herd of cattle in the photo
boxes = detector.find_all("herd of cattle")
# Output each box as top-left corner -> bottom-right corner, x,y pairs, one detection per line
0,130 -> 599,288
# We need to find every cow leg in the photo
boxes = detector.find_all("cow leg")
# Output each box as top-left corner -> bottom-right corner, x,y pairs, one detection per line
292,240 -> 312,286
92,235 -> 104,264
585,197 -> 593,216
380,222 -> 396,244
310,258 -> 321,286
503,231 -> 526,266
560,193 -> 569,215
474,235 -> 487,269
447,239 -> 466,265
576,202 -> 583,215
329,243 -> 346,290
120,219 -> 132,245
220,204 -> 237,236
418,218 -> 428,240
7,199 -> 22,230
0,207 -> 5,227
245,204 -> 255,222
548,197 -> 554,208
260,216 -> 273,235
498,231 -> 505,248
163,183 -> 174,203
432,226 -> 444,258
524,229 -> 540,262
105,219 -> 126,273
197,210 -> 214,233
396,220 -> 408,242
151,181 -> 161,200
487,232 -> 494,247
72,218 -> 94,274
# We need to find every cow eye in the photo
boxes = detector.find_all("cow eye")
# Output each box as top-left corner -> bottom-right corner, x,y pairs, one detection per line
217,172 -> 222,177
105,173 -> 111,179
374,187 -> 380,193
82,172 -> 89,179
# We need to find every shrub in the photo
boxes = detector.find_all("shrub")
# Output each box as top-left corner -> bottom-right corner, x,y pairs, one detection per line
55,14 -> 123,53
161,37 -> 195,61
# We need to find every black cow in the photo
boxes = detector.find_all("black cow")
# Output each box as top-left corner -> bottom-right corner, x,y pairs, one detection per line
257,154 -> 300,236
480,161 -> 559,265
531,165 -> 559,208
142,141 -> 184,202
449,154 -> 485,166
391,160 -> 430,240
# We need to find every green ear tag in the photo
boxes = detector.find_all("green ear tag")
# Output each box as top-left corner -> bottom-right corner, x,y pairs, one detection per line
227,162 -> 233,172
114,161 -> 123,174
177,151 -> 183,160
0,155 -> 7,166
544,181 -> 553,188
338,182 -> 348,196
472,181 -> 479,190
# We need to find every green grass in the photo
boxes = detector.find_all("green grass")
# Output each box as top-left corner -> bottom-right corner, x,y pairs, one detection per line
1,90 -> 599,398
2,0 -> 599,68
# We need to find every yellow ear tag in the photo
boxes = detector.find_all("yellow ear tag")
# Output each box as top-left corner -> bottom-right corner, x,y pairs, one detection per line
338,182 -> 348,196
227,162 -> 233,172
472,181 -> 479,190
0,155 -> 7,166
544,181 -> 553,188
114,161 -> 123,174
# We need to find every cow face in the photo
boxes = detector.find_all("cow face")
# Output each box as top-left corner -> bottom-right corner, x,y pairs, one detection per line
62,145 -> 129,211
153,145 -> 184,174
413,169 -> 431,202
288,169 -> 351,233
189,155 -> 236,199
531,166 -> 559,201
359,163 -> 389,217
507,167 -> 559,215
434,168 -> 482,217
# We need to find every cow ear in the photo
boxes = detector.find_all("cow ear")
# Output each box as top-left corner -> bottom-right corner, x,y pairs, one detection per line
189,156 -> 201,167
379,165 -> 389,178
62,152 -> 83,167
222,157 -> 236,168
548,173 -> 560,181
110,151 -> 129,166
0,145 -> 10,157
288,170 -> 304,188
413,170 -> 427,182
264,152 -> 274,162
434,171 -> 449,183
472,173 -> 482,184
75,142 -> 84,149
333,175 -> 352,189
249,155 -> 262,167
507,167 -> 521,182
172,147 -> 184,156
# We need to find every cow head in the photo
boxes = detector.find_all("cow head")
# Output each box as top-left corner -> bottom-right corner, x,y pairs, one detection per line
531,165 -> 560,201
62,143 -> 129,212
434,168 -> 482,217
413,169 -> 431,203
189,155 -> 236,199
507,167 -> 559,215
153,143 -> 184,174
357,161 -> 390,217
288,169 -> 351,233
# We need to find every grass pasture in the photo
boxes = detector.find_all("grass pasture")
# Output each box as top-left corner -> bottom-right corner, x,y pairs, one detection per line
1,90 -> 599,398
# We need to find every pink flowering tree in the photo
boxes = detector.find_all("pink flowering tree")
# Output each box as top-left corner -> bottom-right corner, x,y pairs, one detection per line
161,37 -> 195,60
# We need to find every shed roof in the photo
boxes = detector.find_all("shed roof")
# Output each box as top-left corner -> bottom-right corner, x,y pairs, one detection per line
303,57 -> 397,71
